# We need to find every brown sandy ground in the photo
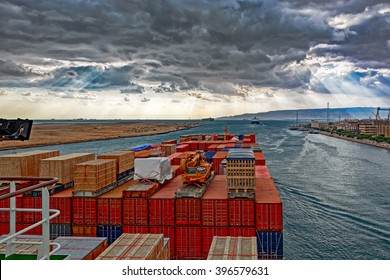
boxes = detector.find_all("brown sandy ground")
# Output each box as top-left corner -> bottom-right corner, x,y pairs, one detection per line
0,122 -> 201,151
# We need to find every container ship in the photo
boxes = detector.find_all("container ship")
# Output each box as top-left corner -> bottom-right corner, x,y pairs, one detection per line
0,132 -> 283,260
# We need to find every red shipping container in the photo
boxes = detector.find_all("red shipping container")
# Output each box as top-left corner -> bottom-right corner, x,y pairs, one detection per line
255,178 -> 283,231
216,144 -> 226,151
212,151 -> 228,174
250,133 -> 256,143
202,175 -> 228,226
72,225 -> 97,237
22,196 -> 41,224
254,151 -> 266,166
122,198 -> 148,226
149,176 -> 181,226
98,181 -> 142,225
50,188 -> 73,224
162,139 -> 177,145
72,197 -> 97,225
122,225 -> 149,234
228,198 -> 255,227
97,198 -> 121,225
185,141 -> 199,151
17,222 -> 44,236
175,226 -> 203,260
175,198 -> 201,225
225,143 -> 235,149
176,144 -> 190,152
202,226 -> 229,257
255,166 -> 271,179
16,223 -> 42,235
228,227 -> 256,237
171,165 -> 182,177
0,223 -> 9,235
150,225 -> 176,257
168,152 -> 191,166
0,194 -> 23,224
198,141 -> 207,151
207,144 -> 219,152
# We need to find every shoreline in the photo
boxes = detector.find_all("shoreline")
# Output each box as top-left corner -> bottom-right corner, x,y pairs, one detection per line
0,122 -> 202,151
319,131 -> 390,150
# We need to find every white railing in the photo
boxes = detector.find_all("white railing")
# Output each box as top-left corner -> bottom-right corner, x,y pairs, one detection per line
0,177 -> 62,260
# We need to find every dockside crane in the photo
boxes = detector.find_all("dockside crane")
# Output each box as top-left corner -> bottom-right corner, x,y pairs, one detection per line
373,107 -> 390,120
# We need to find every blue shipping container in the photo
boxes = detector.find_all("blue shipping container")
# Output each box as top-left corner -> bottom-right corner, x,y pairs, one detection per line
256,231 -> 283,259
131,145 -> 152,151
97,225 -> 123,245
204,151 -> 216,164
50,223 -> 72,240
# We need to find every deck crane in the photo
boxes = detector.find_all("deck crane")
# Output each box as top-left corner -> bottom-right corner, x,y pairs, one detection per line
0,118 -> 33,141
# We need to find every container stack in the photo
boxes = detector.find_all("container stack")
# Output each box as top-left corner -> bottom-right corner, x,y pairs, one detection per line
207,236 -> 258,260
96,182 -> 134,244
148,176 -> 181,257
201,175 -> 229,257
255,178 -> 283,259
49,187 -> 73,239
226,149 -> 256,198
96,233 -> 165,260
0,132 -> 284,260
122,180 -> 159,235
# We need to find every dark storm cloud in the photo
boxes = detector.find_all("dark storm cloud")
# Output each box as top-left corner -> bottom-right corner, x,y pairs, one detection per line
119,83 -> 145,94
0,0 -> 389,97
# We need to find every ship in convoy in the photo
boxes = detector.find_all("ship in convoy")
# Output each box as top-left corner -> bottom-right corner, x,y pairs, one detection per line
0,126 -> 283,260
251,116 -> 260,124
201,117 -> 214,121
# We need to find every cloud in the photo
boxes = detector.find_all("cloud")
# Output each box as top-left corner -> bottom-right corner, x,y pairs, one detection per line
141,97 -> 151,102
22,92 -> 32,96
119,83 -> 144,94
154,82 -> 179,93
0,0 -> 388,111
171,99 -> 181,103
0,88 -> 10,95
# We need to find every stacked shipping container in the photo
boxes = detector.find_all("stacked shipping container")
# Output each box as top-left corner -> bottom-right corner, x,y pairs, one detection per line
0,132 -> 284,260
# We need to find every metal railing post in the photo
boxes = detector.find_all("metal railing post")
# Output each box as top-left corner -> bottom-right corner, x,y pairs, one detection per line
5,181 -> 16,257
38,187 -> 50,260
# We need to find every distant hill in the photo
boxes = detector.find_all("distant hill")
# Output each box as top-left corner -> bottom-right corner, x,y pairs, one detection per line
218,107 -> 379,121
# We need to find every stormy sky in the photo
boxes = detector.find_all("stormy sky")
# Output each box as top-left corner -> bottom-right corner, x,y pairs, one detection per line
0,0 -> 389,119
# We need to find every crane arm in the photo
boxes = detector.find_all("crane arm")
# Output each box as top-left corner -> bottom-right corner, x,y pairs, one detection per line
0,118 -> 33,141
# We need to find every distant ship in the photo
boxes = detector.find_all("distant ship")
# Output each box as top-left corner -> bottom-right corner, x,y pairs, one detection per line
251,117 -> 260,124
202,117 -> 214,121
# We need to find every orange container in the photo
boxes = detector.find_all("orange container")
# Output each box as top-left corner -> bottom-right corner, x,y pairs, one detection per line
255,166 -> 271,179
202,175 -> 228,226
50,187 -> 73,224
212,151 -> 228,174
72,225 -> 97,237
255,178 -> 283,231
149,175 -> 182,226
254,151 -> 266,166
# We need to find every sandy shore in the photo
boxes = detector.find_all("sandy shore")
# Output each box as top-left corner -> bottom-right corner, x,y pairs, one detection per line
0,121 -> 201,151
319,131 -> 390,150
